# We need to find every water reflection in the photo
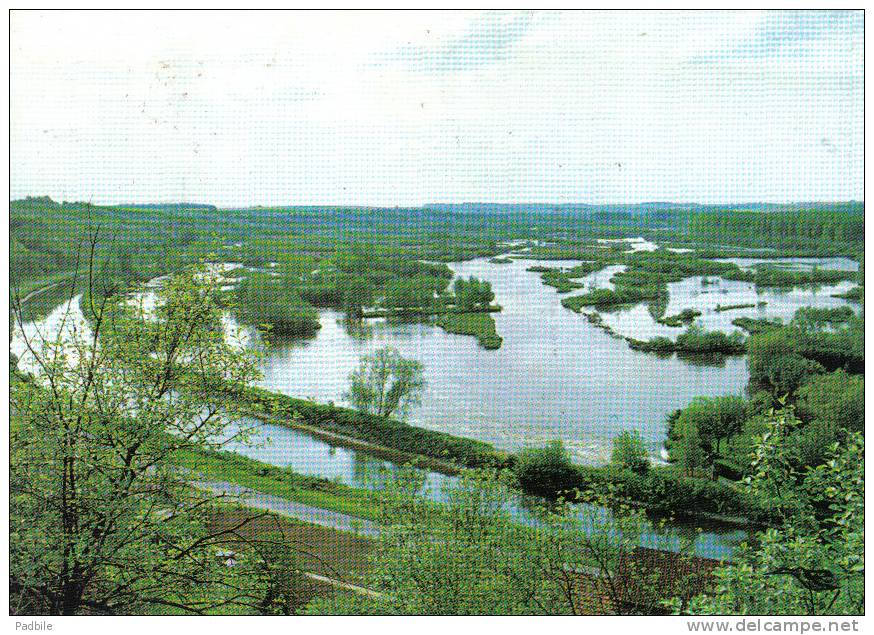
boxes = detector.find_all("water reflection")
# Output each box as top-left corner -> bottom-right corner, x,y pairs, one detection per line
255,258 -> 756,464
597,275 -> 859,342
225,416 -> 746,560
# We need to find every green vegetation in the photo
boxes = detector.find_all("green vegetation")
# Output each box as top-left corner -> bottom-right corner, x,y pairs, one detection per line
435,312 -> 502,349
749,266 -> 857,288
574,464 -> 769,523
345,347 -> 426,419
657,308 -> 701,327
795,370 -> 863,434
511,439 -> 764,522
832,285 -> 863,301
713,302 -> 757,313
731,316 -> 783,334
235,271 -> 321,337
535,262 -> 606,293
9,197 -> 865,615
489,256 -> 512,264
512,441 -> 581,499
665,396 -> 748,477
235,385 -> 513,471
747,317 -> 863,395
540,269 -> 584,293
11,266 -> 271,615
680,411 -> 863,615
382,275 -> 445,311
306,471 -> 692,615
561,251 -> 741,313
687,205 -> 863,253
792,305 -> 855,328
628,327 -> 746,356
452,276 -> 495,310
174,446 -> 379,520
611,430 -> 650,475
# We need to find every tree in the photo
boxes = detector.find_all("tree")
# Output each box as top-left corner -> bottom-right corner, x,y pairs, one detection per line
795,370 -> 863,433
10,250 -> 274,615
667,396 -> 748,476
381,277 -> 435,311
235,271 -> 320,337
611,430 -> 650,474
678,410 -> 864,615
513,440 -> 581,499
344,346 -> 426,418
304,470 -> 675,615
669,417 -> 708,477
339,274 -> 373,319
747,327 -> 824,396
453,276 -> 494,310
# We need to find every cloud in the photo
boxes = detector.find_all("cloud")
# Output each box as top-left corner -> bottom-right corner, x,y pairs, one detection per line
379,11 -> 539,72
10,10 -> 864,206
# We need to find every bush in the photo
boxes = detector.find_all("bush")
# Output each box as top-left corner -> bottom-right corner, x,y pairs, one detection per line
574,465 -> 771,523
235,272 -> 320,337
513,441 -> 581,499
611,430 -> 650,474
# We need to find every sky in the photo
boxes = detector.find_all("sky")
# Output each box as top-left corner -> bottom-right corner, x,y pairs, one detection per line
10,10 -> 864,207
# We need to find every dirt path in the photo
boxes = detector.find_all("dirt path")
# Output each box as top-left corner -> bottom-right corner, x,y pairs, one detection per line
195,480 -> 380,538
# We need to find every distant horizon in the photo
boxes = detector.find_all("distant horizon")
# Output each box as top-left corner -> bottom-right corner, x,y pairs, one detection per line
11,194 -> 865,210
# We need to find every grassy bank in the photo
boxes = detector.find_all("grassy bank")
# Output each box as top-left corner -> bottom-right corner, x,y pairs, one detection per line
435,312 -> 503,349
232,385 -> 514,471
175,446 -> 380,521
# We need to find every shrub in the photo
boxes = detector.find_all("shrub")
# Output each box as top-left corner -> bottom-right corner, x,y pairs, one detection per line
235,272 -> 320,337
611,430 -> 650,474
513,441 -> 581,499
795,370 -> 864,433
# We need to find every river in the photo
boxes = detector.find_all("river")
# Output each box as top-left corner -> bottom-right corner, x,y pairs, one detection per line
257,256 -> 752,464
12,250 -> 858,560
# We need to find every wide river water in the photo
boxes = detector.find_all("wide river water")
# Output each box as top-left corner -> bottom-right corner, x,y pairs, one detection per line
255,254 -> 858,463
13,251 -> 859,560
260,258 -> 742,463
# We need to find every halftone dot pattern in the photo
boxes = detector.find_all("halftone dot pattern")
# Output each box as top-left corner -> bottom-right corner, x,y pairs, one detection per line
11,10 -> 863,613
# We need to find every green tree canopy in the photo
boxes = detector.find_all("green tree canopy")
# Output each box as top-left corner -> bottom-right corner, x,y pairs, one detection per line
667,396 -> 748,476
235,271 -> 320,337
611,430 -> 650,475
795,370 -> 863,433
679,410 -> 864,615
11,265 -> 274,615
344,346 -> 426,419
453,276 -> 495,310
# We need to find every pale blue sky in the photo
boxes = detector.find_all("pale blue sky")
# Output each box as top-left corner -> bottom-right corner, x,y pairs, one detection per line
10,10 -> 863,207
